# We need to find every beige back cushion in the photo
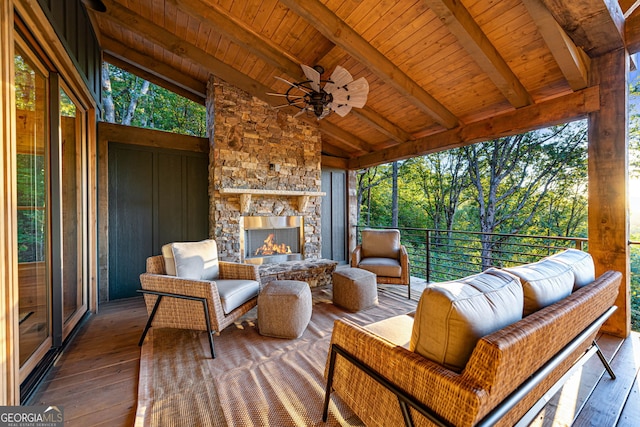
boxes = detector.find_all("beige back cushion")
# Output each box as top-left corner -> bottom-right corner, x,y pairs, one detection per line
547,249 -> 595,290
361,229 -> 400,259
410,268 -> 523,372
505,258 -> 573,316
165,239 -> 220,281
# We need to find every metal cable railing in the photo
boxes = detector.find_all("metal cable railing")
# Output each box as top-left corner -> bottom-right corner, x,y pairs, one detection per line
355,226 -> 588,283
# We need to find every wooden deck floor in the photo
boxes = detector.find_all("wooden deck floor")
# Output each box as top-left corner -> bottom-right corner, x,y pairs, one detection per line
29,294 -> 640,426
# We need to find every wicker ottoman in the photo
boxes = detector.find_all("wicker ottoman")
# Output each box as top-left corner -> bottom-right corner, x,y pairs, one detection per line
333,267 -> 378,312
258,280 -> 312,339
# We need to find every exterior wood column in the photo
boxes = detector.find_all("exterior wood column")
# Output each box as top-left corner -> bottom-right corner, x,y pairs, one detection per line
588,48 -> 630,337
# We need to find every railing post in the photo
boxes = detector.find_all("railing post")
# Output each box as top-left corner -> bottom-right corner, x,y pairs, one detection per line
426,229 -> 431,283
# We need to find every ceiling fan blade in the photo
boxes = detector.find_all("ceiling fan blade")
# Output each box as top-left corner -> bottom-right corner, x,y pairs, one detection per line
301,64 -> 321,92
324,65 -> 353,94
274,76 -> 311,93
342,76 -> 369,108
294,107 -> 309,118
272,99 -> 307,109
267,92 -> 305,98
329,103 -> 353,117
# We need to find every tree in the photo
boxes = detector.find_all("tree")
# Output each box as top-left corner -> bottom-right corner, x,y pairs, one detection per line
463,122 -> 587,268
101,63 -> 206,136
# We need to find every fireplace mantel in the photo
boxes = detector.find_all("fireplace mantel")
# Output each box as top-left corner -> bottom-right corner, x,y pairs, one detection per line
220,188 -> 326,211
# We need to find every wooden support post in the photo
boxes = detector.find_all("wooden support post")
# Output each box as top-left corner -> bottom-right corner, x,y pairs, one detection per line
588,48 -> 631,337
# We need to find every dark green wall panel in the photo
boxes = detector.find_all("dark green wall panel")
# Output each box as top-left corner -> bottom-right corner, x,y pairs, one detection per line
108,143 -> 209,300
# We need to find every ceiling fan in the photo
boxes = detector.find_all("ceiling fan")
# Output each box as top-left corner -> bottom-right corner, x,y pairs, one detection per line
270,64 -> 369,119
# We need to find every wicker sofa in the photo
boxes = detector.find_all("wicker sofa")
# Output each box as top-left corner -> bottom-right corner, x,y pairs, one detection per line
323,250 -> 622,427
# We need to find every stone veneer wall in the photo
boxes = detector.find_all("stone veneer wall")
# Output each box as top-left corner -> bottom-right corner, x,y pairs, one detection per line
207,76 -> 323,261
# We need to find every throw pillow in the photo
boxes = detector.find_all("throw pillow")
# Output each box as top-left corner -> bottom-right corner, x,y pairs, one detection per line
410,268 -> 523,372
505,258 -> 573,316
171,239 -> 220,281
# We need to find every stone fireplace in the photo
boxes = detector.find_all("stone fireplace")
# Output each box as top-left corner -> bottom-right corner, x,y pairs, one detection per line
240,216 -> 304,264
207,76 -> 324,262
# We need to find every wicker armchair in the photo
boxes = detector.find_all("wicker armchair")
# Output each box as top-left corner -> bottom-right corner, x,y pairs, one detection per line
138,253 -> 261,358
351,229 -> 410,298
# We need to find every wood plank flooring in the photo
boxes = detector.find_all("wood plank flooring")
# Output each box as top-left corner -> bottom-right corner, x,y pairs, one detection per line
28,297 -> 148,426
29,292 -> 640,427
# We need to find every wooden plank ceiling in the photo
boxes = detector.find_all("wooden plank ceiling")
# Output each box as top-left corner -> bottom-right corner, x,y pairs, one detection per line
88,0 -> 638,169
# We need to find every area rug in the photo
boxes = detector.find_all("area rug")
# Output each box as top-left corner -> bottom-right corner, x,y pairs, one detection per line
135,286 -> 418,426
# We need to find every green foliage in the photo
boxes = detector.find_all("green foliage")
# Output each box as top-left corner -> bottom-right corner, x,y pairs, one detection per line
632,235 -> 640,332
102,63 -> 206,137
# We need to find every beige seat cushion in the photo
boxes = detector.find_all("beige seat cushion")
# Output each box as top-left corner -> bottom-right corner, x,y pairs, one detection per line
505,258 -> 574,316
357,257 -> 402,278
361,229 -> 400,259
161,243 -> 176,276
547,249 -> 595,290
216,279 -> 260,314
410,268 -> 523,372
165,239 -> 220,280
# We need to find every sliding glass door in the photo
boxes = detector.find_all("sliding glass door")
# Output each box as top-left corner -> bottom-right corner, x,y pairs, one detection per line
15,33 -> 89,382
60,86 -> 87,339
15,41 -> 51,373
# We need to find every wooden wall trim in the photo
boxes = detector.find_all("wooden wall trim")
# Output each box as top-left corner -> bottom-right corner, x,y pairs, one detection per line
98,122 -> 209,153
1,0 -> 19,406
588,48 -> 631,337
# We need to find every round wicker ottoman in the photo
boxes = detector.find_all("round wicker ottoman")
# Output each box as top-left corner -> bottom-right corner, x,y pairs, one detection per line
332,267 -> 378,312
258,280 -> 312,339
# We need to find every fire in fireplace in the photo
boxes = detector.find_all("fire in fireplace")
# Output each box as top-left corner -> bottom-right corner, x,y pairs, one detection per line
240,216 -> 304,264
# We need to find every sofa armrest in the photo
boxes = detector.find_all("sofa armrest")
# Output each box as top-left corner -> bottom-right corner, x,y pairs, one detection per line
325,318 -> 483,427
219,261 -> 260,282
351,245 -> 362,267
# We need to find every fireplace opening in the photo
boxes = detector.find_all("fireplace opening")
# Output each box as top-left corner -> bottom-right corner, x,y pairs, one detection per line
240,216 -> 304,265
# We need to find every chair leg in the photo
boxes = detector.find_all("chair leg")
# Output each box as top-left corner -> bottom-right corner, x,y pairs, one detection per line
138,294 -> 164,346
137,289 -> 217,359
201,299 -> 216,359
594,340 -> 616,379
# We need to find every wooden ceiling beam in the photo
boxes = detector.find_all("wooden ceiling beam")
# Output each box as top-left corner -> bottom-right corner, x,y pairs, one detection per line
102,37 -> 206,103
169,0 -> 305,81
279,0 -> 459,129
318,121 -> 373,153
522,0 -> 590,90
620,0 -> 640,17
538,0 -> 624,57
349,86 -> 599,169
170,0 -> 404,146
100,1 -> 372,154
424,0 -> 532,108
351,107 -> 412,144
321,154 -> 349,169
625,8 -> 640,54
100,0 -> 273,101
